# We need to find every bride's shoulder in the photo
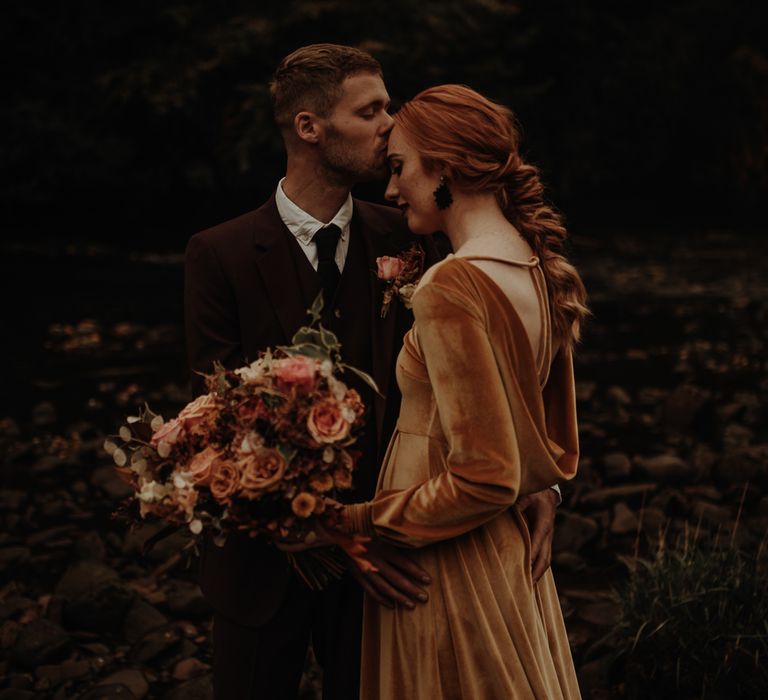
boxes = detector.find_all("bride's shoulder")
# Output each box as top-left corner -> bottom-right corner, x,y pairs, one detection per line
414,254 -> 463,292
412,255 -> 477,310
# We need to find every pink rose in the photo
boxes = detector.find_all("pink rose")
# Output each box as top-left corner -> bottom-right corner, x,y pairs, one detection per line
307,399 -> 350,444
209,460 -> 241,503
151,417 -> 184,448
273,357 -> 318,393
376,255 -> 406,281
186,445 -> 221,486
238,447 -> 287,495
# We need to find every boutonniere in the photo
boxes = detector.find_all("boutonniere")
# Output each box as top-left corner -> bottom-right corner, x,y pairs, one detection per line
376,243 -> 426,318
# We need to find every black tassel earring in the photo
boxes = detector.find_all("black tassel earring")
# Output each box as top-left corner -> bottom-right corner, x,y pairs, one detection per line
433,175 -> 453,210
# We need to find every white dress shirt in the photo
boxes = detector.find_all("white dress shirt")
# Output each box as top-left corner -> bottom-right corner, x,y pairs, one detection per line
275,177 -> 352,272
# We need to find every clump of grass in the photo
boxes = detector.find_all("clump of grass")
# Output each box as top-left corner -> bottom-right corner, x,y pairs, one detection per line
614,518 -> 768,699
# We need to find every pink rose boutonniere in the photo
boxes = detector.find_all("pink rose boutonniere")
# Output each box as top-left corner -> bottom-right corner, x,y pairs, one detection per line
376,243 -> 426,318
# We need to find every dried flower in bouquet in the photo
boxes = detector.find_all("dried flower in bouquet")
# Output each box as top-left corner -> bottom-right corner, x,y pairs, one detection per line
109,294 -> 378,588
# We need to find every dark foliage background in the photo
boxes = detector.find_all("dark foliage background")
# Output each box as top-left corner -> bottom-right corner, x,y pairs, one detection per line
3,0 -> 766,248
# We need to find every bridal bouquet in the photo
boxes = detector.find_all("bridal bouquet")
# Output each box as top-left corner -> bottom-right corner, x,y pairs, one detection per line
108,296 -> 377,588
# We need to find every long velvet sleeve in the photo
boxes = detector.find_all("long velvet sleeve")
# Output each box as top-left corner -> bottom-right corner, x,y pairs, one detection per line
344,262 -> 580,548
350,281 -> 527,547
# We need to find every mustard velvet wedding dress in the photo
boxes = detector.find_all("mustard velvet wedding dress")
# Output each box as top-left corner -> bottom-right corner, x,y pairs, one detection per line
346,254 -> 581,699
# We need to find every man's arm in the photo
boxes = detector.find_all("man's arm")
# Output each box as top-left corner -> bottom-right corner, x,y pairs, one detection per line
184,234 -> 242,396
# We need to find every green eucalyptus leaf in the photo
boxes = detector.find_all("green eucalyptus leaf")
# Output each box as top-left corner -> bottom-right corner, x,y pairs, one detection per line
319,325 -> 341,351
308,292 -> 324,322
277,343 -> 330,361
277,444 -> 298,464
340,363 -> 381,396
292,327 -> 323,346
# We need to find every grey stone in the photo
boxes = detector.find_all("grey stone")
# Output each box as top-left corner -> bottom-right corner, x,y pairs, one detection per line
0,596 -> 34,623
717,445 -> 768,482
30,455 -> 65,475
602,452 -> 632,481
636,454 -> 692,482
578,600 -> 621,626
639,506 -> 667,535
610,502 -> 639,535
577,654 -> 615,694
0,547 -> 31,571
55,561 -> 135,632
0,490 -> 27,511
552,512 -> 599,553
579,483 -> 656,508
165,581 -> 210,619
0,690 -> 36,700
90,465 -> 134,501
71,531 -> 107,561
123,599 -> 168,644
130,625 -> 180,663
11,619 -> 71,668
722,423 -> 753,449
552,552 -> 586,572
606,385 -> 631,405
164,673 -> 213,700
34,658 -> 92,685
692,500 -> 732,526
79,684 -> 136,699
172,657 -> 210,681
97,670 -> 149,700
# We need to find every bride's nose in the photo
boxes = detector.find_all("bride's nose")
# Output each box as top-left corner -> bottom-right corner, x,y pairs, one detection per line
384,177 -> 398,201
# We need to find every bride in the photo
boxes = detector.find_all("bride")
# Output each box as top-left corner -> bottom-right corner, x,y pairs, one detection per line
340,84 -> 588,699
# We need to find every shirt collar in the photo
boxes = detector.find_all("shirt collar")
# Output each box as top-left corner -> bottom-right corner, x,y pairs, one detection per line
275,178 -> 353,246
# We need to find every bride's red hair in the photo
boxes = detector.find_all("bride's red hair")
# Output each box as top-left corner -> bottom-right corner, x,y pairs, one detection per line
393,84 -> 588,348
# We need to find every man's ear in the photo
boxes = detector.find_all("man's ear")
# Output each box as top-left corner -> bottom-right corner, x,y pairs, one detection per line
294,111 -> 322,144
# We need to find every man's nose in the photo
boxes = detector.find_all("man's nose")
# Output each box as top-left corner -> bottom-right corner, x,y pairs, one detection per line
380,111 -> 394,134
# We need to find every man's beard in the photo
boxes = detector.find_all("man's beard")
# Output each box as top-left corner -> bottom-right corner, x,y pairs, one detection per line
320,128 -> 388,185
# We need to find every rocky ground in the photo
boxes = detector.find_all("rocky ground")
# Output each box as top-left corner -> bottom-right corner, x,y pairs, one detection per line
1,229 -> 766,699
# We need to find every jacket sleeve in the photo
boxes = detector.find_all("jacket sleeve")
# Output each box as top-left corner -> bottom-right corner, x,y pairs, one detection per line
184,234 -> 243,397
345,281 -> 525,548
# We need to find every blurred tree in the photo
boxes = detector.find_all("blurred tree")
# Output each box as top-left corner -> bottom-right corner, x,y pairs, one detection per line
1,0 -> 765,247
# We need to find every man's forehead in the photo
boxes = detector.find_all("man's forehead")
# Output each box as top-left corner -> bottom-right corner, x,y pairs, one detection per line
337,72 -> 389,105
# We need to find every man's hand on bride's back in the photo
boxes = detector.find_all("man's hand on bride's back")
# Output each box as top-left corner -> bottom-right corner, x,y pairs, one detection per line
347,540 -> 431,609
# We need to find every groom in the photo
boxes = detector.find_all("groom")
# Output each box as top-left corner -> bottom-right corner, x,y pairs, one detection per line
185,44 -> 559,699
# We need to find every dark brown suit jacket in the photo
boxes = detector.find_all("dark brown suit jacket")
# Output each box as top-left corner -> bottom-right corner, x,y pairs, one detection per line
184,193 -> 435,626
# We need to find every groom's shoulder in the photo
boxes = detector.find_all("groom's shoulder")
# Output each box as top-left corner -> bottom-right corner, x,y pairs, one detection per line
188,195 -> 279,252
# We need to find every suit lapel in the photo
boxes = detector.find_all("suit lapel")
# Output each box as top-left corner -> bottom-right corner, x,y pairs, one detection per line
251,194 -> 313,344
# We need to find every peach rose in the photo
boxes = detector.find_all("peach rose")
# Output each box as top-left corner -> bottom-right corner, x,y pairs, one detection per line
239,447 -> 286,495
187,445 -> 221,486
333,468 -> 353,489
273,357 -> 318,393
178,393 -> 218,429
307,399 -> 350,444
151,417 -> 184,448
291,492 -> 317,519
209,460 -> 241,503
376,255 -> 405,281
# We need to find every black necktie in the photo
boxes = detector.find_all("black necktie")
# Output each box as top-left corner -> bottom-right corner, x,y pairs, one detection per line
313,224 -> 342,308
